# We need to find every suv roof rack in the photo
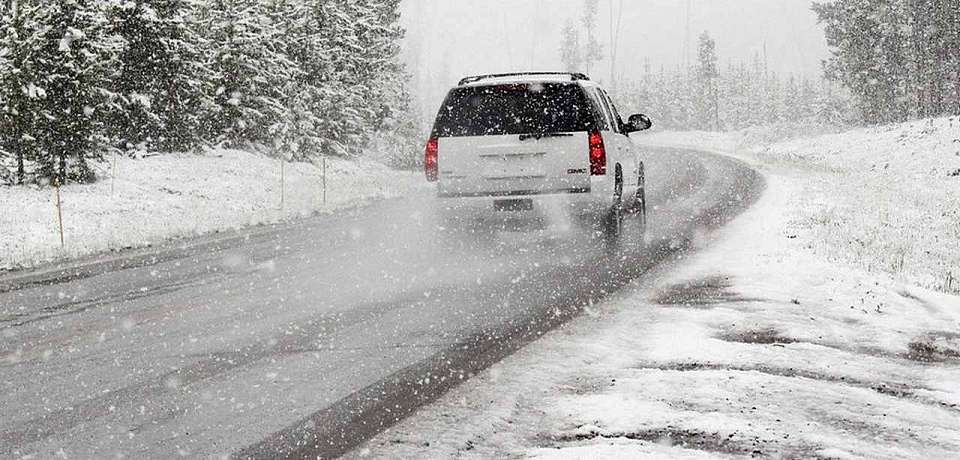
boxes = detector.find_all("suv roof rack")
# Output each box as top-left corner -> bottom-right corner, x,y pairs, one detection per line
458,72 -> 590,86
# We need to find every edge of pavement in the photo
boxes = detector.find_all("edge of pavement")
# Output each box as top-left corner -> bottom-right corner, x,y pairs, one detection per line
0,199 -> 393,295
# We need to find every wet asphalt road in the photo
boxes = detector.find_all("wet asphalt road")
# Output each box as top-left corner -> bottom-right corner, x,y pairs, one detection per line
0,147 -> 762,459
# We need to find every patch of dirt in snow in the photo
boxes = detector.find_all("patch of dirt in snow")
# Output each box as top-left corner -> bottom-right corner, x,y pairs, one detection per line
905,331 -> 960,363
543,426 -> 821,458
654,275 -> 767,308
717,326 -> 799,345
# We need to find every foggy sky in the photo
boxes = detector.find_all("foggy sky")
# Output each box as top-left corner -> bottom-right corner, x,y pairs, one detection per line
400,0 -> 830,118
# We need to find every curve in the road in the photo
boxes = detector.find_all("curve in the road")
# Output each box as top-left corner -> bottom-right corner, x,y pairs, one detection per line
0,148 -> 763,459
238,148 -> 765,459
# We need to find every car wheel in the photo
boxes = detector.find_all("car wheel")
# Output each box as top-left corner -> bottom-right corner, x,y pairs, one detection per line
604,164 -> 625,241
636,161 -> 647,228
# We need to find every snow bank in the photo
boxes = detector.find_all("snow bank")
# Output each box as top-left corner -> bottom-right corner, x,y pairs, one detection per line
0,149 -> 425,271
642,117 -> 960,294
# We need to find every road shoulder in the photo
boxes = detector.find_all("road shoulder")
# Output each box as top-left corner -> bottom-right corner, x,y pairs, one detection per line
0,149 -> 425,273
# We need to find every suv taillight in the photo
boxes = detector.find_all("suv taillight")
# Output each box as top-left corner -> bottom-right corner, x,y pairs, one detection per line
589,131 -> 606,175
425,137 -> 438,182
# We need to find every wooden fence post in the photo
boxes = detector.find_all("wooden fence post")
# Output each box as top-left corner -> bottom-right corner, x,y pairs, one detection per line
279,158 -> 285,211
111,152 -> 118,196
54,180 -> 64,248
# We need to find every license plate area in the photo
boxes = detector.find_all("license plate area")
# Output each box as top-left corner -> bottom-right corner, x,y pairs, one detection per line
481,152 -> 546,179
494,199 -> 534,212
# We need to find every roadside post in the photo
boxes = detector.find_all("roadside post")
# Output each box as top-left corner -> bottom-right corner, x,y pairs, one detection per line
111,151 -> 118,196
279,158 -> 285,211
54,179 -> 64,248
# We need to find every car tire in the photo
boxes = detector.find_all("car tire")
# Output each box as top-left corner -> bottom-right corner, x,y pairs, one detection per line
604,164 -> 625,241
636,161 -> 647,229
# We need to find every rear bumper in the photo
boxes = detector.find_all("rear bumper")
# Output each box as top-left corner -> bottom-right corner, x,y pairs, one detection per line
436,187 -> 590,198
433,176 -> 615,225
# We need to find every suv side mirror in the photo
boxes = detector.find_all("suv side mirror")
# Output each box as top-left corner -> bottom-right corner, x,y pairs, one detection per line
625,114 -> 652,133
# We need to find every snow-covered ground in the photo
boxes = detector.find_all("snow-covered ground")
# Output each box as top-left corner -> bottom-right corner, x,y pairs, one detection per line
0,149 -> 425,271
642,117 -> 960,294
351,119 -> 960,459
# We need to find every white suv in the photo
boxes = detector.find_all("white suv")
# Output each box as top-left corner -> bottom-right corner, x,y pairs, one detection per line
425,72 -> 652,238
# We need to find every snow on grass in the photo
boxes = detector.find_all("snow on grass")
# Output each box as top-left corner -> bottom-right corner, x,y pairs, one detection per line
0,149 -> 425,271
350,122 -> 960,459
641,117 -> 960,294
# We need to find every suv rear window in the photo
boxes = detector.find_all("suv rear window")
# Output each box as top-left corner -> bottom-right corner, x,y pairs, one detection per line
432,83 -> 596,137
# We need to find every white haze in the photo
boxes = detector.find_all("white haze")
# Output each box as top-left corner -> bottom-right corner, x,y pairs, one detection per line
400,0 -> 830,119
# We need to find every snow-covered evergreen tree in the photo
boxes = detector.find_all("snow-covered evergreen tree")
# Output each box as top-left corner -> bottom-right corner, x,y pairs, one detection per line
198,0 -> 299,147
106,0 -> 209,152
1,0 -> 411,185
354,0 -> 406,131
0,1 -> 44,184
285,0 -> 402,158
695,31 -> 719,130
559,20 -> 582,73
814,0 -> 960,123
17,0 -> 122,184
617,59 -> 854,131
580,0 -> 602,76
352,0 -> 415,163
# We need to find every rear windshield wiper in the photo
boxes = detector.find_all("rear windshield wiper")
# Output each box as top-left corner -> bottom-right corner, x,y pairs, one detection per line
519,132 -> 574,141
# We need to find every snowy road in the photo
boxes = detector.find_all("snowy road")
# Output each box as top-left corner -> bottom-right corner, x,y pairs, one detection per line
0,147 -> 762,458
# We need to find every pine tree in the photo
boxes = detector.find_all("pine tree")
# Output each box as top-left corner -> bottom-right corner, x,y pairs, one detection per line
948,0 -> 960,114
246,0 -> 409,160
2,0 -> 413,186
356,0 -> 414,162
346,0 -> 407,154
695,31 -> 719,130
302,0 -> 370,157
814,0 -> 957,123
106,0 -> 209,153
617,58 -> 854,131
559,19 -> 582,73
198,0 -> 299,147
0,1 -> 44,184
727,63 -> 752,129
796,77 -> 817,120
258,0 -> 313,158
580,0 -> 602,76
28,0 -> 122,184
767,72 -> 787,123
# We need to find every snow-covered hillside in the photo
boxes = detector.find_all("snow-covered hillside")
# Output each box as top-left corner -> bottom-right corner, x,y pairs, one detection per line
0,151 -> 425,271
643,117 -> 960,294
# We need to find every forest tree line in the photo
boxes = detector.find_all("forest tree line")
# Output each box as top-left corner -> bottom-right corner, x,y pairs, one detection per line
0,0 -> 411,186
813,0 -> 960,124
615,32 -> 857,132
558,2 -> 856,132
561,0 -> 958,131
